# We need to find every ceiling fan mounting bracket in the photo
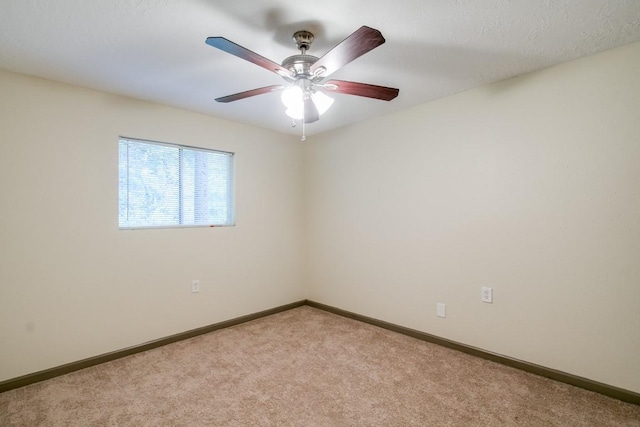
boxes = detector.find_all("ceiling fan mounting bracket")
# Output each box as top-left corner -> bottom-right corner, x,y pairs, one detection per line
292,30 -> 314,52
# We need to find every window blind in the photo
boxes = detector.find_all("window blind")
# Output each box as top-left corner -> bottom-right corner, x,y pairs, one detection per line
118,137 -> 234,228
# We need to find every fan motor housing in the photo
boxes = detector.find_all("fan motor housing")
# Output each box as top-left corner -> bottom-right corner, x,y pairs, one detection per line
281,54 -> 319,78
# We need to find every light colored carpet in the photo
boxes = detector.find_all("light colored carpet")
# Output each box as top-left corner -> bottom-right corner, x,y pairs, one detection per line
1,306 -> 639,426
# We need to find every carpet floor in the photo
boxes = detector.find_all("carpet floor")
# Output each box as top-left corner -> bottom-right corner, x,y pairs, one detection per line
1,306 -> 639,426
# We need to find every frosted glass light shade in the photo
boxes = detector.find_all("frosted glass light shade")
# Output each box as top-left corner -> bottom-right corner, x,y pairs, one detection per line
282,86 -> 303,119
281,84 -> 334,120
285,108 -> 303,120
311,91 -> 334,115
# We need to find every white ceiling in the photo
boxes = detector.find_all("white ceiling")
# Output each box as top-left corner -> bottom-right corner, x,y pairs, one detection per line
1,0 -> 640,137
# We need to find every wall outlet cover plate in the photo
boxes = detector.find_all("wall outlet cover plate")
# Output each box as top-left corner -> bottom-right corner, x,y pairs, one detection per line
481,287 -> 493,303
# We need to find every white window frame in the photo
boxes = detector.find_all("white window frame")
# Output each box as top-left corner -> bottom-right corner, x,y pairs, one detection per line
118,136 -> 235,230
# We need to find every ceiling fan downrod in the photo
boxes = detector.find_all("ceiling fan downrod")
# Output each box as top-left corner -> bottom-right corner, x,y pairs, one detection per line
281,30 -> 319,79
281,30 -> 321,141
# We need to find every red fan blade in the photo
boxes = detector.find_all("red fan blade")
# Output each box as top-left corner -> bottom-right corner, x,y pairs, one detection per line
310,26 -> 385,78
215,85 -> 284,103
323,80 -> 399,101
304,98 -> 319,123
206,37 -> 293,78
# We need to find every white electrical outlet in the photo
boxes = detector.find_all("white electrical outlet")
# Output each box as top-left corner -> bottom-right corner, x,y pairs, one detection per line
437,303 -> 446,318
191,280 -> 200,293
481,287 -> 493,303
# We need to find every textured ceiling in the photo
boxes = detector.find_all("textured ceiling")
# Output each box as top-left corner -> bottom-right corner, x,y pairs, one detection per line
1,0 -> 640,137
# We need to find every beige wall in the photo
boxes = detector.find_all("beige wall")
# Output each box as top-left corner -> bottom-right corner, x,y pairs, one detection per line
0,71 -> 305,381
304,42 -> 640,393
2,41 -> 639,394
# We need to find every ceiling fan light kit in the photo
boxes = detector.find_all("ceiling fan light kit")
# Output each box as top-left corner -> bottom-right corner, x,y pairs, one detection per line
281,84 -> 334,119
206,26 -> 399,140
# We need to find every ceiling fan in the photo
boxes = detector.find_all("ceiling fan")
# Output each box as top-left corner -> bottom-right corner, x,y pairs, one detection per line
206,26 -> 399,139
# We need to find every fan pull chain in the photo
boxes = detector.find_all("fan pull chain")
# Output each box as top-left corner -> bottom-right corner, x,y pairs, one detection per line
288,117 -> 305,141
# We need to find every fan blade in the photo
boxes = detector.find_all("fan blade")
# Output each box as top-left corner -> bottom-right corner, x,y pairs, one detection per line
323,80 -> 399,101
206,37 -> 293,78
304,98 -> 319,123
310,26 -> 385,78
215,85 -> 284,103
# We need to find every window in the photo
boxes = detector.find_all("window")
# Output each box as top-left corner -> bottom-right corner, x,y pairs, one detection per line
118,137 -> 234,229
